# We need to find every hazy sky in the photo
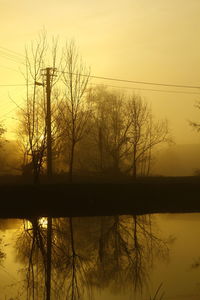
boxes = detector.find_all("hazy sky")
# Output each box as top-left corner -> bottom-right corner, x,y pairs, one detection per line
0,0 -> 200,143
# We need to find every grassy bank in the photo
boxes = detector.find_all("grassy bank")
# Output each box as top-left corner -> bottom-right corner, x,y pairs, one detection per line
0,176 -> 200,218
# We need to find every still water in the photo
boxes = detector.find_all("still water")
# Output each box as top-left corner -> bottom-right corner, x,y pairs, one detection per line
0,214 -> 200,300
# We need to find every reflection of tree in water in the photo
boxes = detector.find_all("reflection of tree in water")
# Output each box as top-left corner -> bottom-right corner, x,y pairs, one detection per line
0,221 -> 7,262
90,215 -> 169,293
0,235 -> 6,264
16,218 -> 47,299
0,239 -> 5,262
15,215 -> 170,299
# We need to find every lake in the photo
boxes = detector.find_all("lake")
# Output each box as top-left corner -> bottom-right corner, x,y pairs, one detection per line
0,214 -> 200,300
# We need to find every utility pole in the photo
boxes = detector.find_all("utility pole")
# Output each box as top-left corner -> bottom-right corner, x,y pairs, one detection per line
41,67 -> 56,300
46,67 -> 52,177
41,66 -> 56,177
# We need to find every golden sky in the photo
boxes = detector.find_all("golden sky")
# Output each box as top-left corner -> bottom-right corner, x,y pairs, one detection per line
0,0 -> 200,144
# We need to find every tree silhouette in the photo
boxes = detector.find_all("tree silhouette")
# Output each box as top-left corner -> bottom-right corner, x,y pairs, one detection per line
126,95 -> 170,178
61,41 -> 91,182
16,31 -> 62,183
88,87 -> 131,173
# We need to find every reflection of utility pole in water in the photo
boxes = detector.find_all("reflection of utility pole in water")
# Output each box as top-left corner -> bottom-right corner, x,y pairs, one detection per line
46,216 -> 52,300
42,67 -> 56,300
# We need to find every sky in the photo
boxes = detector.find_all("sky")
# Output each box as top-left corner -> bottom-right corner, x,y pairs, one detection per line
0,0 -> 200,143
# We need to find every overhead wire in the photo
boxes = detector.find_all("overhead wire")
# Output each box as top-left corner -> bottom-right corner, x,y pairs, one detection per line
0,47 -> 25,62
0,107 -> 18,121
0,45 -> 200,90
0,46 -> 25,58
61,71 -> 200,90
0,83 -> 33,87
88,82 -> 200,95
0,65 -> 19,73
0,52 -> 24,66
0,101 -> 19,112
0,78 -> 198,96
0,100 -> 25,121
0,80 -> 199,96
0,45 -> 200,98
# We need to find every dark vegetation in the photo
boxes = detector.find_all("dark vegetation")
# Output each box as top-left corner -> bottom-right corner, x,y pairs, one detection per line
0,175 -> 199,218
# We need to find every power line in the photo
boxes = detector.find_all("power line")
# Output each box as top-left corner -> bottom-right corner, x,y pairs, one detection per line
0,99 -> 25,120
0,51 -> 24,62
89,82 -> 200,95
0,83 -> 33,87
1,45 -> 200,90
61,71 -> 200,90
0,47 -> 25,61
0,81 -> 198,96
0,107 -> 17,120
0,45 -> 200,93
0,65 -> 19,73
0,103 -> 24,120
0,51 -> 25,66
0,46 -> 25,58
0,101 -> 18,111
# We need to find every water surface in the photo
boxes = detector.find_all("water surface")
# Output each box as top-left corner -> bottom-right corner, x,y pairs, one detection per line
0,214 -> 199,300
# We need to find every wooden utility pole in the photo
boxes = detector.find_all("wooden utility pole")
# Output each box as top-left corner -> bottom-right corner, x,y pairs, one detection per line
42,67 -> 56,300
41,66 -> 56,176
46,67 -> 53,177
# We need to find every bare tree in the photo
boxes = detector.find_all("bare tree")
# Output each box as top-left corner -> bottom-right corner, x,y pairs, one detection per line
0,124 -> 5,144
75,88 -> 170,178
0,124 -> 6,173
17,32 -> 62,183
126,95 -> 170,178
189,101 -> 200,132
17,90 -> 47,183
88,87 -> 131,173
61,41 -> 91,182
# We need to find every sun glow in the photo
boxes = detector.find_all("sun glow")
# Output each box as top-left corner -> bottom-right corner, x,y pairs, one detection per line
23,217 -> 48,230
38,217 -> 48,228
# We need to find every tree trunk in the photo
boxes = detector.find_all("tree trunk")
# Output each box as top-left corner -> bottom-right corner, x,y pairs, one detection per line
113,158 -> 120,174
98,127 -> 104,172
33,171 -> 40,185
69,142 -> 75,183
132,164 -> 137,179
33,163 -> 40,185
132,147 -> 137,179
